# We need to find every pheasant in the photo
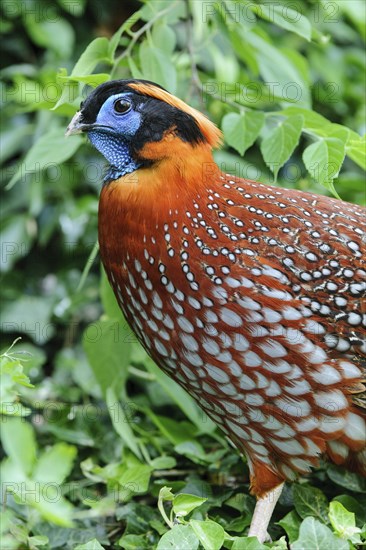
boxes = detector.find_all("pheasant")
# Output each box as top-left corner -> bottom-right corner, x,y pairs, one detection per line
67,79 -> 366,543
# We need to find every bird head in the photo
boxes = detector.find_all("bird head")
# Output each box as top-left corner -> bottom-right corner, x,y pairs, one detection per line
66,79 -> 222,181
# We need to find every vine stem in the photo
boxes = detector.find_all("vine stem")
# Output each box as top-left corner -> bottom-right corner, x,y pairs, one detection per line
111,1 -> 179,78
76,240 -> 99,292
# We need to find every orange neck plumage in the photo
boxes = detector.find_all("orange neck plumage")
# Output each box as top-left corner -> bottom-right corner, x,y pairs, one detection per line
98,138 -> 220,261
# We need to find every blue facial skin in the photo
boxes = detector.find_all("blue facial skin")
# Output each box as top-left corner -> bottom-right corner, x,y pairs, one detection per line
87,93 -> 142,182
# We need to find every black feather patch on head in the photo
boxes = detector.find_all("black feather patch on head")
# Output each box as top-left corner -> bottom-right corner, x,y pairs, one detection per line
79,79 -> 207,149
79,79 -> 166,124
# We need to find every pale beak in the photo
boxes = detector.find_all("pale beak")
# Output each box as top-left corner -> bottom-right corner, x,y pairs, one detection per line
65,111 -> 86,136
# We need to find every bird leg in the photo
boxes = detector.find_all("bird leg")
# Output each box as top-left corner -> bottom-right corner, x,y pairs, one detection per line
247,482 -> 284,543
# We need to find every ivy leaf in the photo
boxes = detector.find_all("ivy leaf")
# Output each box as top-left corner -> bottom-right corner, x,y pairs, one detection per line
156,524 -> 199,550
222,112 -> 264,156
190,520 -> 226,550
293,484 -> 329,524
292,517 -> 349,550
329,501 -> 362,543
260,115 -> 303,179
173,494 -> 207,518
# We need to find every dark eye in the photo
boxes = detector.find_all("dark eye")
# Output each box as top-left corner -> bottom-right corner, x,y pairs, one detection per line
114,98 -> 131,114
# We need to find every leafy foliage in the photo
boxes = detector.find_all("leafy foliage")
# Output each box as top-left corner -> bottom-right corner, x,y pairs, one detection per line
1,0 -> 365,548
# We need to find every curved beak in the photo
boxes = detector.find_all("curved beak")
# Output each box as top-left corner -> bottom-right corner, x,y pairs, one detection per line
65,111 -> 88,136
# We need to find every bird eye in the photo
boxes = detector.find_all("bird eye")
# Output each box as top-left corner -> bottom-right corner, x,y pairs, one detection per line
114,98 -> 131,114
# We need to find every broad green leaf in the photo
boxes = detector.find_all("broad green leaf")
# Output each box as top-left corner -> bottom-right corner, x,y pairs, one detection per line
190,519 -> 225,550
156,524 -> 199,550
329,501 -> 362,543
83,319 -> 131,397
260,115 -> 303,179
150,456 -> 177,470
144,359 -> 216,433
232,536 -> 267,549
75,540 -> 105,550
16,483 -> 75,527
222,112 -> 264,156
58,73 -> 110,87
327,464 -> 366,492
292,517 -> 349,550
1,417 -> 37,476
0,214 -> 35,273
278,107 -> 333,136
53,37 -> 111,109
303,137 -> 346,194
106,387 -> 142,459
118,533 -> 149,550
246,32 -> 310,107
277,510 -> 302,542
173,493 -> 207,517
7,128 -> 83,189
293,484 -> 329,524
139,42 -> 177,93
33,443 -> 77,484
152,22 -> 176,54
1,295 -> 55,344
251,4 -> 312,40
346,136 -> 366,170
118,464 -> 152,495
100,267 -> 123,320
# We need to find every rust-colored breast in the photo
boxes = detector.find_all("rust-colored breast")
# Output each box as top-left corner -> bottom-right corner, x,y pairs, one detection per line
99,170 -> 366,496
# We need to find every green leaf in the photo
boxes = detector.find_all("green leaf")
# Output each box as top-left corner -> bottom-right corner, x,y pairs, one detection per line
346,135 -> 366,169
292,517 -> 349,550
327,464 -> 366,492
277,510 -> 302,542
251,4 -> 312,41
118,533 -> 149,550
100,267 -> 123,320
139,42 -> 177,93
329,501 -> 362,543
7,128 -> 83,189
118,464 -> 152,495
173,494 -> 207,518
279,107 -> 333,136
231,536 -> 267,550
303,137 -> 346,194
151,22 -> 176,54
156,524 -> 199,550
33,443 -> 77,484
144,360 -> 216,433
106,387 -> 142,460
59,73 -> 110,87
53,37 -> 111,110
246,32 -> 310,107
222,112 -> 264,156
83,319 -> 131,397
190,520 -> 225,550
75,539 -> 105,550
1,417 -> 37,476
293,484 -> 329,524
150,456 -> 177,470
260,115 -> 303,179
